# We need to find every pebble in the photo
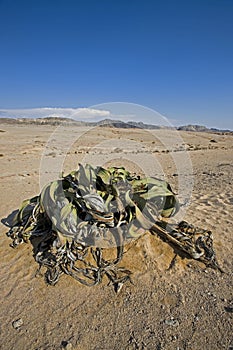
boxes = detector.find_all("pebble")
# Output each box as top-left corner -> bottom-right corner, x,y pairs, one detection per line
65,344 -> 73,350
12,318 -> 23,329
62,342 -> 73,349
164,319 -> 179,327
225,305 -> 233,313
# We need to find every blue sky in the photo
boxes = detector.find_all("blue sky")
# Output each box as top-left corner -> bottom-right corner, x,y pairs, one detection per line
0,0 -> 232,129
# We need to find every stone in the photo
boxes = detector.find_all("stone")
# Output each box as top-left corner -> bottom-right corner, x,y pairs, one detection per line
12,318 -> 23,329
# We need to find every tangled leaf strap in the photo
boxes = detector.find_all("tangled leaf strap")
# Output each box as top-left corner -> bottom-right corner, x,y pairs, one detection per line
150,221 -> 223,272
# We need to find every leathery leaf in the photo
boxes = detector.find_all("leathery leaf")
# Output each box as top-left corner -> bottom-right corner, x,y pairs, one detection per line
97,167 -> 112,185
49,180 -> 62,203
14,196 -> 38,225
60,203 -> 74,222
125,190 -> 152,230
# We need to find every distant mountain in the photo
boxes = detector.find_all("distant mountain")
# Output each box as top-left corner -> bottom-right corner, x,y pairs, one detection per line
177,124 -> 232,133
97,119 -> 165,129
177,124 -> 209,132
0,117 -> 169,129
0,117 -> 232,133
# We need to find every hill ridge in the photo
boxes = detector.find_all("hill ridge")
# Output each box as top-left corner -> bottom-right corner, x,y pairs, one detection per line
0,116 -> 232,133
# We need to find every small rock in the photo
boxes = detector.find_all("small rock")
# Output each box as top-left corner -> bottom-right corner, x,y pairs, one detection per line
65,343 -> 73,350
12,318 -> 23,329
62,341 -> 73,349
164,319 -> 179,327
224,306 -> 233,313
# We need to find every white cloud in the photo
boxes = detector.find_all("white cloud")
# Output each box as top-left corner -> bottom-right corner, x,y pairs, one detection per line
0,105 -> 175,127
0,107 -> 111,121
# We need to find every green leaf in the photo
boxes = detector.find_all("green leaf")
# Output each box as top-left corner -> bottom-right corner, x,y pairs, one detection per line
127,221 -> 146,238
125,190 -> 152,229
49,181 -> 61,203
60,203 -> 73,221
97,167 -> 112,185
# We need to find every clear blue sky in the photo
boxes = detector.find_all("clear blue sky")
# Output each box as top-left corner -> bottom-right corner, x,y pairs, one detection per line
0,0 -> 232,129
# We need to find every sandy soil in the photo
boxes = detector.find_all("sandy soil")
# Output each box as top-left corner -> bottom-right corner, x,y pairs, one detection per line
0,124 -> 232,350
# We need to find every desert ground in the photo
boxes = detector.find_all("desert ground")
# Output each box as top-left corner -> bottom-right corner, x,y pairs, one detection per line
0,123 -> 232,350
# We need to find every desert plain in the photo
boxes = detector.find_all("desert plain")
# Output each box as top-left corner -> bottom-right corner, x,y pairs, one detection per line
0,123 -> 232,350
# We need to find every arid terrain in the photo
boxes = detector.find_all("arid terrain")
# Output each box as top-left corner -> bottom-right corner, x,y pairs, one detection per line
0,123 -> 232,350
